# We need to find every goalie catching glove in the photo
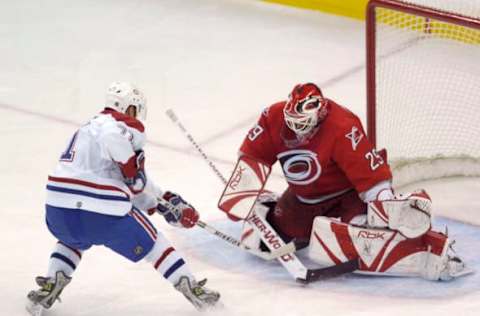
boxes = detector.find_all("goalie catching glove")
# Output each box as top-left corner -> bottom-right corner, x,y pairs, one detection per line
150,191 -> 199,228
367,189 -> 432,239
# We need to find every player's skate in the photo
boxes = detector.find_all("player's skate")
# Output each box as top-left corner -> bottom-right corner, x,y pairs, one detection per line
26,271 -> 71,316
174,276 -> 221,311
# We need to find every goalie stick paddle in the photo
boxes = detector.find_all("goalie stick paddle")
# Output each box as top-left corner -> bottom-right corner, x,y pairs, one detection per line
157,198 -> 295,261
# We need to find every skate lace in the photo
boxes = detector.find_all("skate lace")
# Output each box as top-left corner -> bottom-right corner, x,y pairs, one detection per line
192,279 -> 209,297
175,276 -> 219,310
31,272 -> 70,307
37,280 -> 63,304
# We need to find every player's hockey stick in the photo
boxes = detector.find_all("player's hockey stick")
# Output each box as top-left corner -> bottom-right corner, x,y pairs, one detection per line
165,109 -> 229,184
195,220 -> 296,261
157,198 -> 295,261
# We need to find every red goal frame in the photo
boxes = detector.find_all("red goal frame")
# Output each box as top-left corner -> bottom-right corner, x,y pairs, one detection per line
366,0 -> 480,146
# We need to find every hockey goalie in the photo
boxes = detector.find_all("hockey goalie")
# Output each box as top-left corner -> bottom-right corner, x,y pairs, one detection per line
218,83 -> 472,281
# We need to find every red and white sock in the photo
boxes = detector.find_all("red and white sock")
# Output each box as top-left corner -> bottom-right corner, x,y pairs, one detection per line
144,233 -> 194,285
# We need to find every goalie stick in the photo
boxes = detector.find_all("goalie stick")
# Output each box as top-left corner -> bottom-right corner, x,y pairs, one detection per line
157,198 -> 295,261
165,109 -> 359,282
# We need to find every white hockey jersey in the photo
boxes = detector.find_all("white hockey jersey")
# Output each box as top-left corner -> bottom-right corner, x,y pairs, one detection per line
46,109 -> 159,216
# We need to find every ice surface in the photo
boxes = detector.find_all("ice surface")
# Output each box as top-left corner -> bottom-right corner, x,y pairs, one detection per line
1,1 -> 478,315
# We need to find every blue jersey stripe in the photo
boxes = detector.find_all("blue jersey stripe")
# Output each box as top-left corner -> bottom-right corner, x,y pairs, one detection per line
164,259 -> 185,279
47,185 -> 130,202
51,253 -> 76,270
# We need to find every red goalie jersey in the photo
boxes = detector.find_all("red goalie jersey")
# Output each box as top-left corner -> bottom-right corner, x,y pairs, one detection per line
240,99 -> 392,201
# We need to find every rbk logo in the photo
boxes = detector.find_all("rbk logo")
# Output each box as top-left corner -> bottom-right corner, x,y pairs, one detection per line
358,230 -> 386,240
345,126 -> 364,151
229,166 -> 246,190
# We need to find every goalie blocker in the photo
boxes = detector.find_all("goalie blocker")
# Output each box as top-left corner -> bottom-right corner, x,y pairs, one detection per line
218,155 -> 311,280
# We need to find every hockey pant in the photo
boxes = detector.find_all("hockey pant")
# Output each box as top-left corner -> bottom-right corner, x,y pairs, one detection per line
46,205 -> 193,284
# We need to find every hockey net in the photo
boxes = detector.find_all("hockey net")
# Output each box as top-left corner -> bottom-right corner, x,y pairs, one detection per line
366,0 -> 480,187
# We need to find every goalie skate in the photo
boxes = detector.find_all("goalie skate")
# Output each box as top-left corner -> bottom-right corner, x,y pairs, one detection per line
174,276 -> 221,311
26,271 -> 71,316
435,241 -> 474,281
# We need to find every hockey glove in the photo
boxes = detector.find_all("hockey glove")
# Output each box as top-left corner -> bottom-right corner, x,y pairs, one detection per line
156,191 -> 199,228
124,150 -> 147,194
367,189 -> 432,238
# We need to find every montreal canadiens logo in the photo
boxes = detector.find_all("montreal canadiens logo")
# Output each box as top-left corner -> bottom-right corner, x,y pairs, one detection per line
277,150 -> 321,185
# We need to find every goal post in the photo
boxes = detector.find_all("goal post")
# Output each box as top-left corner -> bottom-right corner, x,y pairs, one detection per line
366,0 -> 480,187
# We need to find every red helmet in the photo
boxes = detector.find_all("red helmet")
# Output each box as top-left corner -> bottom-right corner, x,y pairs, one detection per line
283,83 -> 328,136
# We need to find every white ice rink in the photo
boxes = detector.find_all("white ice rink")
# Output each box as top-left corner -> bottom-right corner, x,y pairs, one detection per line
1,0 -> 479,315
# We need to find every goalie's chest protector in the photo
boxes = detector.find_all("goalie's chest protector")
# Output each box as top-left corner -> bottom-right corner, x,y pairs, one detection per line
241,102 -> 392,200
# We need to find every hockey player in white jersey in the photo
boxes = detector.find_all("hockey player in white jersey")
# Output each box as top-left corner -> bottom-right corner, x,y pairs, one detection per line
26,82 -> 220,315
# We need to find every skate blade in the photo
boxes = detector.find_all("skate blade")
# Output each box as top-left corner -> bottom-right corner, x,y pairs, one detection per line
200,300 -> 224,312
26,300 -> 44,316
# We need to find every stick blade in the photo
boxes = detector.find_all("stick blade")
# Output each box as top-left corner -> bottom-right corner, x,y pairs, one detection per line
297,259 -> 359,284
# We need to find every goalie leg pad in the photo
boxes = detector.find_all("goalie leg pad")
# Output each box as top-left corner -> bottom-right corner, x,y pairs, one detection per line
367,190 -> 432,239
308,216 -> 470,280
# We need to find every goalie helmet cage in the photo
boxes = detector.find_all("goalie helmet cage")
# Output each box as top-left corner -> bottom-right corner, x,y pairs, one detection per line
366,0 -> 480,187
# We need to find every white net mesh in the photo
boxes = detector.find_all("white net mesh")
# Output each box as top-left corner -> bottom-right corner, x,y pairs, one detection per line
371,0 -> 480,186
401,0 -> 480,18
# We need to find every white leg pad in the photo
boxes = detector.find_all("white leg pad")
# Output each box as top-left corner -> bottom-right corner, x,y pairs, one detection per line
308,216 -> 470,280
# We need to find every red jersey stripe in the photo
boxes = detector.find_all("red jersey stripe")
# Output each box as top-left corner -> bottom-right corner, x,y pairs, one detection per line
48,176 -> 129,199
154,247 -> 175,270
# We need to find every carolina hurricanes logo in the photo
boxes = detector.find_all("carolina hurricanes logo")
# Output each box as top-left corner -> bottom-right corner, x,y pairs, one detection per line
277,150 -> 321,185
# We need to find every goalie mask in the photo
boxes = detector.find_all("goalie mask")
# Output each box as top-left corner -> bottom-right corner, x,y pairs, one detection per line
105,82 -> 147,120
283,83 -> 328,136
